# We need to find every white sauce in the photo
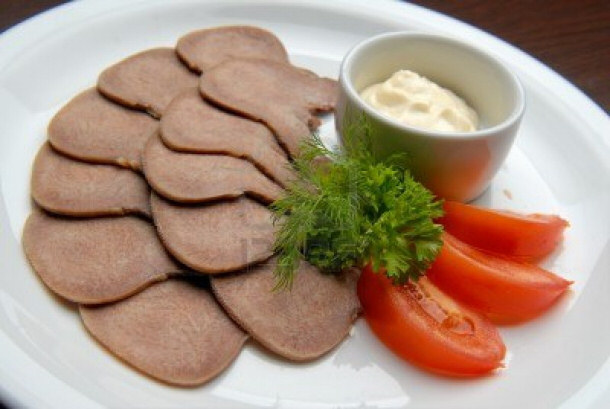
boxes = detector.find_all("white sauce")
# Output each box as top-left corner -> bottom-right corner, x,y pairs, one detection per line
359,70 -> 479,133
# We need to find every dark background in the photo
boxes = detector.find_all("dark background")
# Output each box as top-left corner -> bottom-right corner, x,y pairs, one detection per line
0,0 -> 608,408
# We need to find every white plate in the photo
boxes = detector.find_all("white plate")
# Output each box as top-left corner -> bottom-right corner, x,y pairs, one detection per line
1,1 -> 609,408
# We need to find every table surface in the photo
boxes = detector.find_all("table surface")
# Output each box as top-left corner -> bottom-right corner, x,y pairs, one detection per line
0,0 -> 607,408
1,0 -> 609,112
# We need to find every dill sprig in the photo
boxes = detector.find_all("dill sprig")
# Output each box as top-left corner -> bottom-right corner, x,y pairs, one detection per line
271,115 -> 444,289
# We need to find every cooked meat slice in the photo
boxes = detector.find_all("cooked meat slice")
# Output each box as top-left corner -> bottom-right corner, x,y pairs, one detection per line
211,257 -> 361,361
80,279 -> 247,386
151,193 -> 275,274
176,25 -> 288,73
22,210 -> 179,304
160,89 -> 294,187
31,143 -> 151,218
143,132 -> 283,204
199,58 -> 338,157
48,88 -> 157,171
98,48 -> 198,118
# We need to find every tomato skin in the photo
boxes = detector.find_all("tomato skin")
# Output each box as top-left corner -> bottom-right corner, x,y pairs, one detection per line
358,265 -> 506,376
439,201 -> 569,262
427,233 -> 572,324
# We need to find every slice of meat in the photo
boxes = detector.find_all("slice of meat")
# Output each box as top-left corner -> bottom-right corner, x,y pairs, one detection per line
176,25 -> 289,73
210,257 -> 361,361
22,210 -> 180,304
143,132 -> 283,204
48,88 -> 158,171
80,279 -> 247,386
98,48 -> 198,118
199,58 -> 338,157
160,89 -> 295,187
151,193 -> 275,274
31,143 -> 151,218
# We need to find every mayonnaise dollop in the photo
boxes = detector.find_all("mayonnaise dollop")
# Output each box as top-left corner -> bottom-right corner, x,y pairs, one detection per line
359,70 -> 479,133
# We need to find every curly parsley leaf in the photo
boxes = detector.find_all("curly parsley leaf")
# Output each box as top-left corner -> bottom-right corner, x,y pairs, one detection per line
271,115 -> 444,289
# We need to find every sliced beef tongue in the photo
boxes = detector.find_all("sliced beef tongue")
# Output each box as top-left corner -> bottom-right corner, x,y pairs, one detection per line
199,58 -> 338,158
210,257 -> 361,361
98,48 -> 198,119
160,89 -> 295,187
150,193 -> 276,274
23,25 -> 360,387
177,25 -> 289,73
31,143 -> 151,218
48,88 -> 158,171
80,279 -> 247,386
143,132 -> 283,204
22,210 -> 180,304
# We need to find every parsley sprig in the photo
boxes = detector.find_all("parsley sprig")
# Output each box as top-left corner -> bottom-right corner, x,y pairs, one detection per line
271,116 -> 444,289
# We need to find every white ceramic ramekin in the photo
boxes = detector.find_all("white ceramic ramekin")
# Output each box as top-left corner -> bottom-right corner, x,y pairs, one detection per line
336,32 -> 525,202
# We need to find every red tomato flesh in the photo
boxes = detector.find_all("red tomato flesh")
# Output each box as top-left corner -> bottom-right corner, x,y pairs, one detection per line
358,264 -> 506,376
439,201 -> 569,262
427,233 -> 573,324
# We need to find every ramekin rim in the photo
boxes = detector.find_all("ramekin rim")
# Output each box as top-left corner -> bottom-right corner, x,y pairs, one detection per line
339,31 -> 526,141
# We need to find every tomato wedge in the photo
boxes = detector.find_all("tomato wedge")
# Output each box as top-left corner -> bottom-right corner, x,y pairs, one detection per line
427,233 -> 572,324
358,264 -> 506,376
439,201 -> 569,262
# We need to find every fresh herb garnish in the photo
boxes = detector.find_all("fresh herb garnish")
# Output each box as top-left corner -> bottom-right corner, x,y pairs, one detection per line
271,115 -> 444,289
